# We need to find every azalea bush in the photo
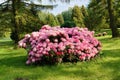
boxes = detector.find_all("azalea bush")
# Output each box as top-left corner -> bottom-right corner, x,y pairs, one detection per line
18,25 -> 102,65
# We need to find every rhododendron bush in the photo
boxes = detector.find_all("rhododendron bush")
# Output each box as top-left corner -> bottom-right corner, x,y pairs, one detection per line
18,25 -> 101,65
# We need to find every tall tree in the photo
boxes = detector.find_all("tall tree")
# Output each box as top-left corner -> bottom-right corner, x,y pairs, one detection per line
107,0 -> 119,37
115,0 -> 120,28
11,0 -> 21,43
81,5 -> 89,28
38,11 -> 48,25
46,13 -> 59,26
57,14 -> 64,25
87,0 -> 119,37
62,8 -> 73,22
81,5 -> 88,17
72,5 -> 85,27
0,0 -> 56,44
61,8 -> 76,27
85,0 -> 108,30
0,11 -> 12,37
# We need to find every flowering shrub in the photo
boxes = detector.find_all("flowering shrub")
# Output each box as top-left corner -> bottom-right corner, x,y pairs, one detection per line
18,25 -> 102,65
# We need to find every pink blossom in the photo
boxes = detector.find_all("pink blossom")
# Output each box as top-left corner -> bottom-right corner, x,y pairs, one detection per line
54,39 -> 58,43
25,34 -> 31,38
26,60 -> 31,64
56,51 -> 63,55
18,41 -> 24,47
29,51 -> 34,56
33,47 -> 37,52
41,25 -> 51,30
32,58 -> 35,62
79,55 -> 86,61
45,47 -> 50,51
61,38 -> 66,42
18,25 -> 101,64
46,39 -> 50,43
35,53 -> 41,57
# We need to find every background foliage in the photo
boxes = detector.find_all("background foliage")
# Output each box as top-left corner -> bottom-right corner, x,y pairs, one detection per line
0,0 -> 120,43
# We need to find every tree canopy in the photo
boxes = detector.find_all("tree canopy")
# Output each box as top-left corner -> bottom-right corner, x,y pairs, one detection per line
0,0 -> 120,43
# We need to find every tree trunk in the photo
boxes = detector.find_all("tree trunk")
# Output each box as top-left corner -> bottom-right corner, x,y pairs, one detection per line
11,0 -> 20,44
107,0 -> 119,38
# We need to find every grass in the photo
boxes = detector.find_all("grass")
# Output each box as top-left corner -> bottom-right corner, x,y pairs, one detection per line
0,32 -> 120,80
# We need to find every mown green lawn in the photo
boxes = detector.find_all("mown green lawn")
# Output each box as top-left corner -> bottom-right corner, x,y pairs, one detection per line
0,34 -> 120,80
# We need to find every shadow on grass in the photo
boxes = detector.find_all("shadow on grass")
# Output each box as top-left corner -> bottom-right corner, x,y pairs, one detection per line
102,49 -> 120,58
1,49 -> 120,80
100,49 -> 120,80
0,40 -> 14,48
98,37 -> 112,42
0,38 -> 119,80
0,55 -> 96,80
98,36 -> 120,43
0,56 -> 27,68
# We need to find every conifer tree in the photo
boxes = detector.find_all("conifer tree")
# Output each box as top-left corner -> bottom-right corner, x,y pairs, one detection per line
47,13 -> 59,26
72,5 -> 85,27
57,14 -> 64,25
0,0 -> 56,44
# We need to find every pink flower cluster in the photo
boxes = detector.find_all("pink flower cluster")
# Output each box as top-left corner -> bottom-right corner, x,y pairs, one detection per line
18,25 -> 101,64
